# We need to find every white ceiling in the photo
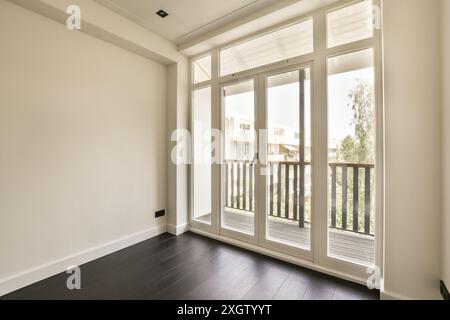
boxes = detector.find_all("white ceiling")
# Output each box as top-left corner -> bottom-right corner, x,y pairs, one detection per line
94,0 -> 283,45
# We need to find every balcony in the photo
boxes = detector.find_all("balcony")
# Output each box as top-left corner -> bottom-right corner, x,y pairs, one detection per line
222,160 -> 375,266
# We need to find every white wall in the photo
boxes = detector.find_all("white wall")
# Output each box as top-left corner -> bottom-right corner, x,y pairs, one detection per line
442,0 -> 450,289
166,57 -> 190,235
7,0 -> 191,240
176,57 -> 191,231
10,0 -> 179,64
0,0 -> 167,292
166,65 -> 179,231
383,0 -> 442,299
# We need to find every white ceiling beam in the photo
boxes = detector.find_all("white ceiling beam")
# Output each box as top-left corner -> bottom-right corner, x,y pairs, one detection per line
8,0 -> 181,64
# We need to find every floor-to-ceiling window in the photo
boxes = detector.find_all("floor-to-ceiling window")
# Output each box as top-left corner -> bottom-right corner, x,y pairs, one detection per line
222,80 -> 256,236
327,49 -> 376,266
189,0 -> 382,284
326,1 -> 378,267
265,68 -> 312,253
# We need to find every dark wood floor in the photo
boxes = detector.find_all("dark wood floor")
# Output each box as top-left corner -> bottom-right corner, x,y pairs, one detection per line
1,232 -> 379,300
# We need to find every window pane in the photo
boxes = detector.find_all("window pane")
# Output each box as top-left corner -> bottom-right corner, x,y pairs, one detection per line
222,80 -> 255,235
193,55 -> 211,84
327,49 -> 376,266
192,87 -> 212,224
266,68 -> 312,251
220,19 -> 313,76
327,0 -> 373,48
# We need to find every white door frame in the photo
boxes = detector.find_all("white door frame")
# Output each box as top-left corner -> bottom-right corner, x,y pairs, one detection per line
219,75 -> 260,245
257,62 -> 314,261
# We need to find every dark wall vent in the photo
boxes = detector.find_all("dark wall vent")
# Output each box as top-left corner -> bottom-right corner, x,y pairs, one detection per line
155,209 -> 166,219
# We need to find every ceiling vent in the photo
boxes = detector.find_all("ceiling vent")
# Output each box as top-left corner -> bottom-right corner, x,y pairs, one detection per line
156,10 -> 169,18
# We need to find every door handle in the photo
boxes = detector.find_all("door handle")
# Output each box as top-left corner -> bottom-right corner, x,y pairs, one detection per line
250,153 -> 259,166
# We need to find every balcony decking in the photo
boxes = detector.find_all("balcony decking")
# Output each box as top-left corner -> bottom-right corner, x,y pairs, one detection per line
198,211 -> 375,267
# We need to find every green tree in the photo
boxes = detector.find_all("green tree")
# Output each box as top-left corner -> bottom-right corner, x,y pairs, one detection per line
333,79 -> 375,233
336,136 -> 358,163
336,79 -> 375,164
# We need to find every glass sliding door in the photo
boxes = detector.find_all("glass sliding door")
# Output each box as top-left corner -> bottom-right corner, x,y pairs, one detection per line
221,79 -> 256,237
327,49 -> 376,266
264,67 -> 312,253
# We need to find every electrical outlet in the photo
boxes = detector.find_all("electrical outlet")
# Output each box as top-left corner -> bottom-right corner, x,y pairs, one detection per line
155,209 -> 166,219
441,281 -> 450,300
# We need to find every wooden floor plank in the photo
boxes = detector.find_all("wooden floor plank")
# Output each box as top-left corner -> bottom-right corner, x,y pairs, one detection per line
242,262 -> 292,300
272,272 -> 310,300
1,232 -> 379,300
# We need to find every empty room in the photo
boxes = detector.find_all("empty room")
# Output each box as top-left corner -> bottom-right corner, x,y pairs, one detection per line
0,0 -> 449,306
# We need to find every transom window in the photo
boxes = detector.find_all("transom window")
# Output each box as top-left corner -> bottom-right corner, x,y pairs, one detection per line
327,0 -> 374,48
219,18 -> 313,76
193,55 -> 211,84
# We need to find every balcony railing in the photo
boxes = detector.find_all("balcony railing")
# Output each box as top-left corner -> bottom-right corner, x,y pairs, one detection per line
224,160 -> 375,236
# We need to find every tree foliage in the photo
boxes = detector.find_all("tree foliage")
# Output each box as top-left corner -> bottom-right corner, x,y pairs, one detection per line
336,79 -> 375,164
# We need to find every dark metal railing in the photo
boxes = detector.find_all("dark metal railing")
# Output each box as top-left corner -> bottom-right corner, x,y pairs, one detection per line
329,163 -> 375,236
225,161 -> 255,212
224,160 -> 375,236
267,161 -> 310,228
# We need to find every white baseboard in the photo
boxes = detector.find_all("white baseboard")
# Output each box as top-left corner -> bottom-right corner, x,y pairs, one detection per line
380,290 -> 411,300
167,223 -> 190,236
0,224 -> 167,297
